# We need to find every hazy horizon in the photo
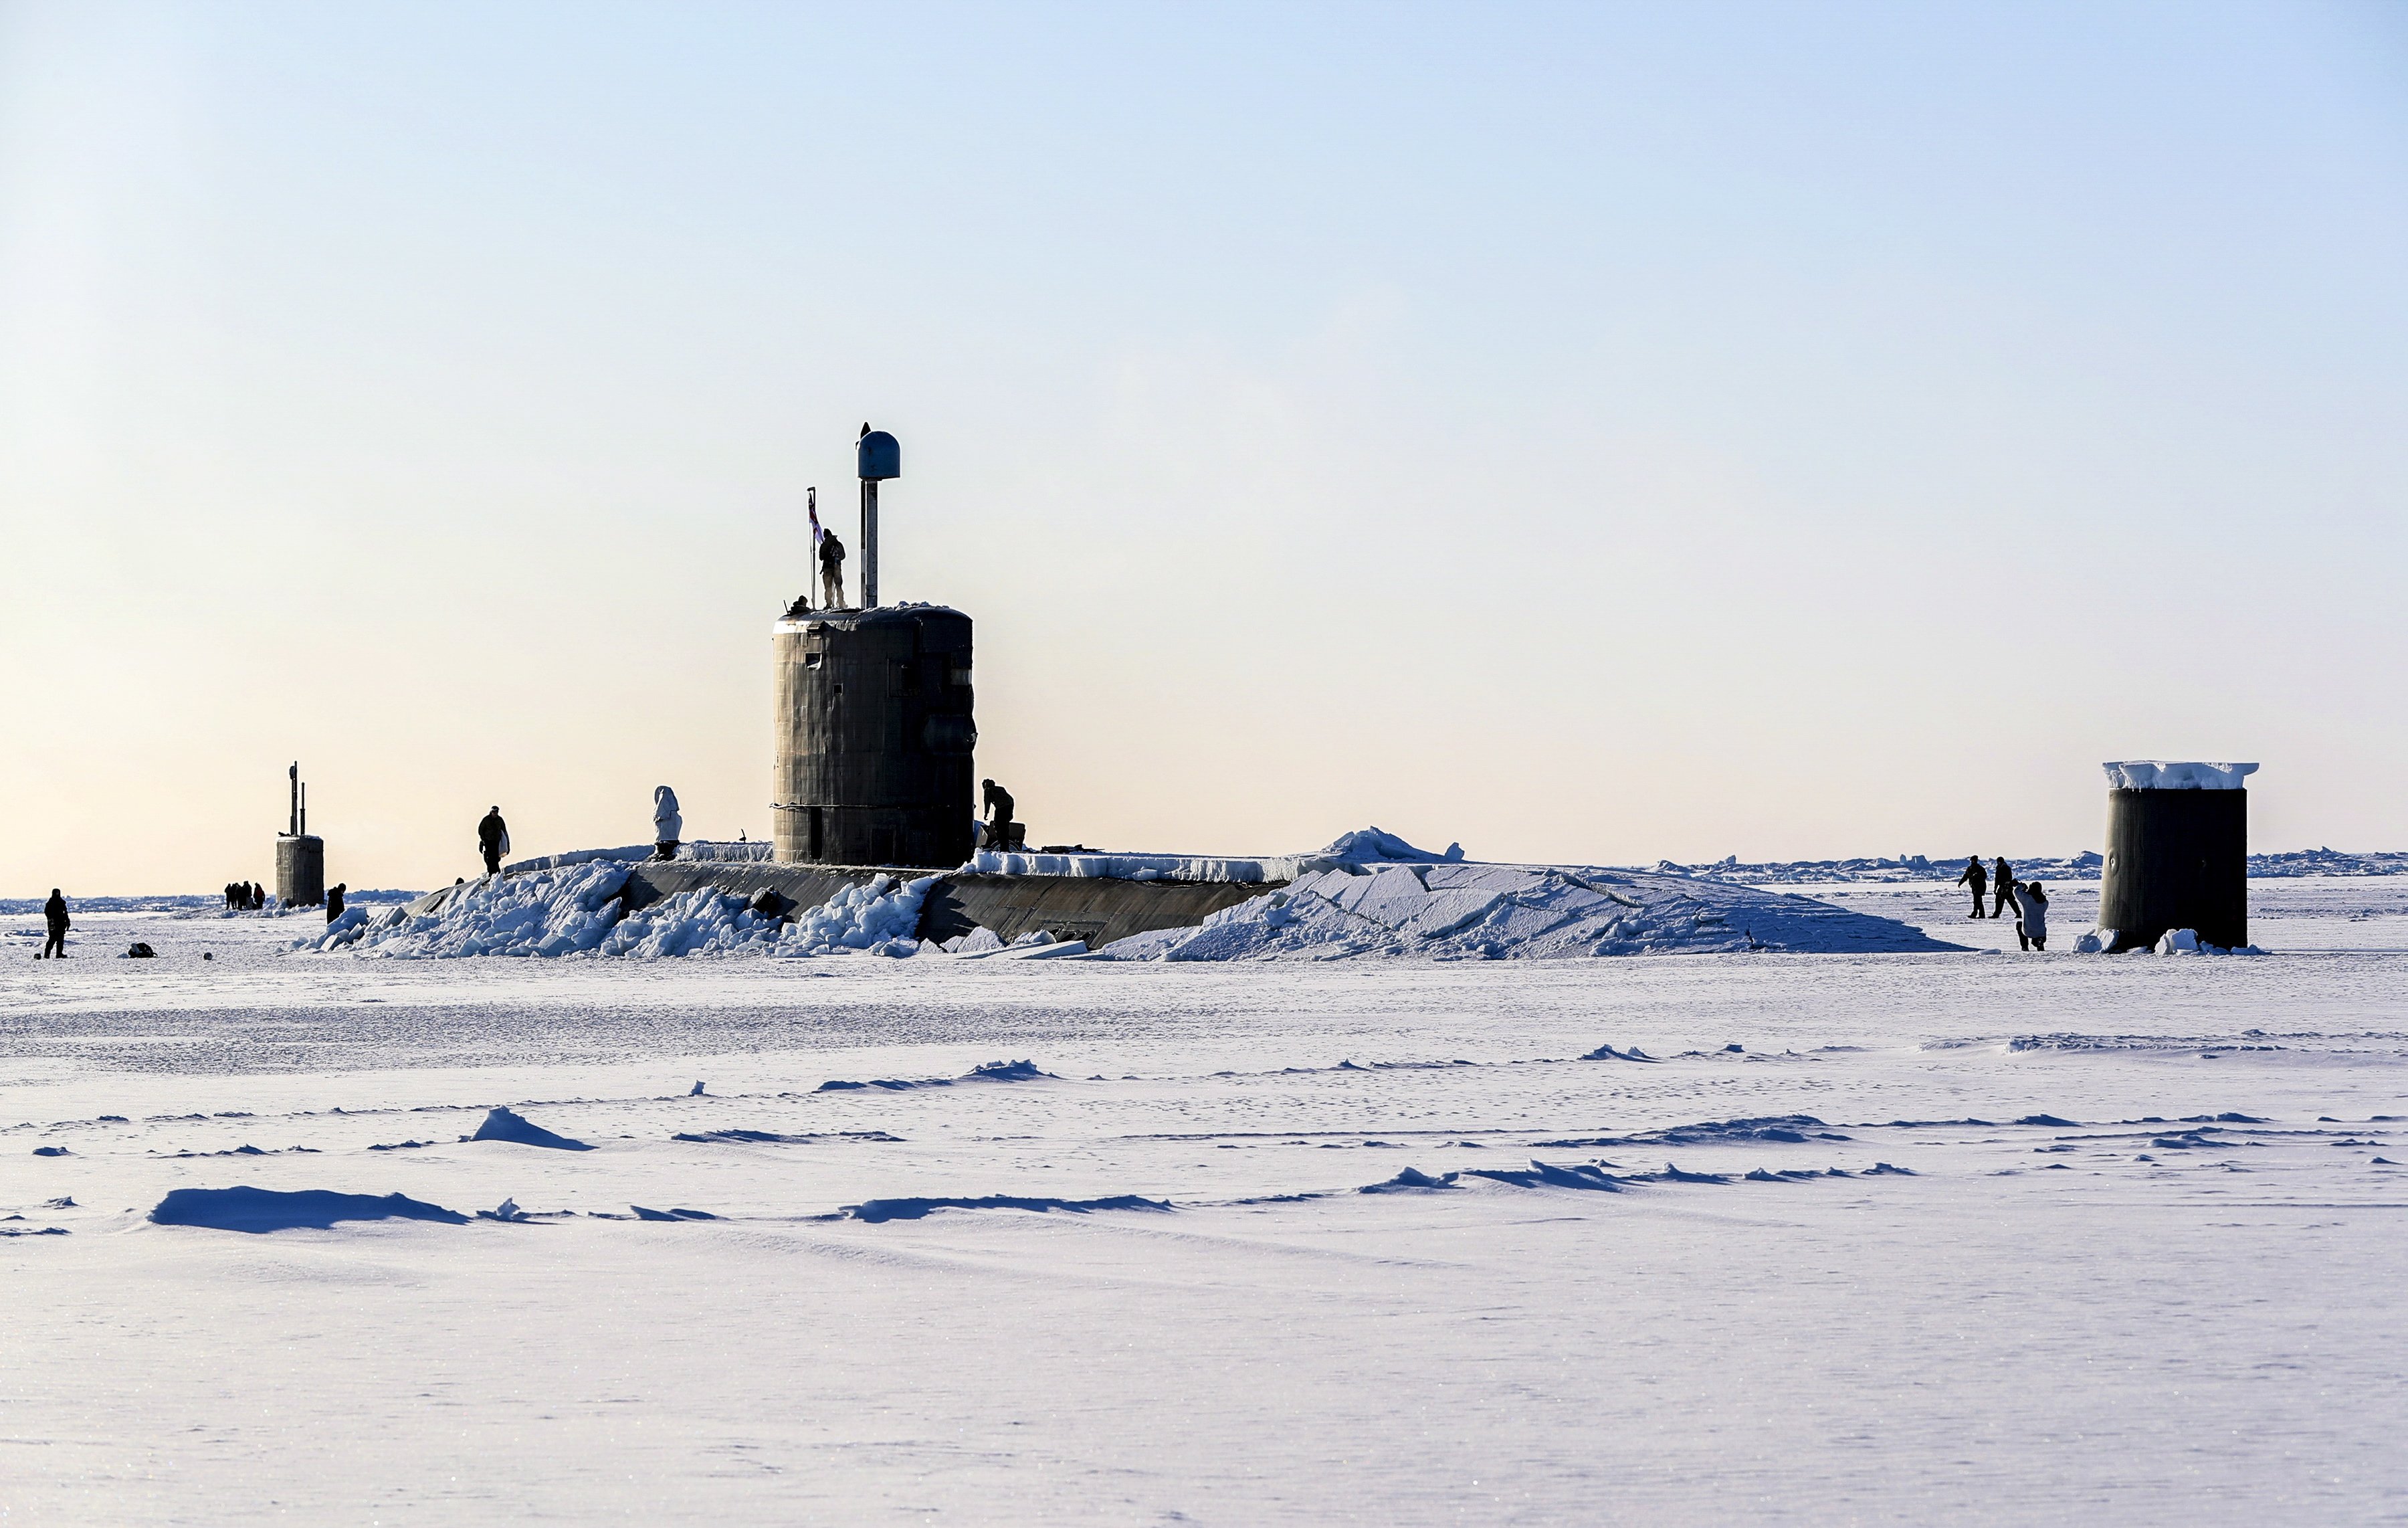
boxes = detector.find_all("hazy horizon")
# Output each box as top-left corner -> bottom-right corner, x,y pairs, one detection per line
6,1 -> 2406,894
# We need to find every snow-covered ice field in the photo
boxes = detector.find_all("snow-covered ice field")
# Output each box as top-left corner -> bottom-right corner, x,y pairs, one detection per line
5,877 -> 2405,1523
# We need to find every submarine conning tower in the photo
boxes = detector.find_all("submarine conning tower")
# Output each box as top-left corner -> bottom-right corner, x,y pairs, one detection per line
771,605 -> 977,868
771,423 -> 978,868
2096,760 -> 2255,951
276,760 -> 325,906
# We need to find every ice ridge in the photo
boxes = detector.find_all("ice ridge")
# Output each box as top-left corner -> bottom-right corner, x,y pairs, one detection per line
298,862 -> 933,961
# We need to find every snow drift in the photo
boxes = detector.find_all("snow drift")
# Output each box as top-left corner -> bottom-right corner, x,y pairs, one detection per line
469,1107 -> 592,1150
149,1187 -> 467,1233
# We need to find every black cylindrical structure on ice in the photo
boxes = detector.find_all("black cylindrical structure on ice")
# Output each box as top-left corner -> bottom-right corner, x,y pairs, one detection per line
771,604 -> 975,868
277,834 -> 325,907
2096,762 -> 2253,951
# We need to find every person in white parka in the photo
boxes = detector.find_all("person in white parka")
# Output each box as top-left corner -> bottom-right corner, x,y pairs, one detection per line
653,786 -> 682,862
2011,880 -> 2049,951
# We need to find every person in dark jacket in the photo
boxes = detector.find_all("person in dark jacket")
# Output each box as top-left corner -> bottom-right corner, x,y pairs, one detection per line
1956,856 -> 1988,917
325,884 -> 346,923
478,807 -> 510,875
980,778 -> 1017,850
40,889 -> 68,959
818,530 -> 847,609
1991,857 -> 2016,919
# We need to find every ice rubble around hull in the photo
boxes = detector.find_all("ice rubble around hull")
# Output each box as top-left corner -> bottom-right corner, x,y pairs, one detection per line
2068,927 -> 2267,956
298,860 -> 932,960
1097,861 -> 1961,961
290,828 -> 1952,962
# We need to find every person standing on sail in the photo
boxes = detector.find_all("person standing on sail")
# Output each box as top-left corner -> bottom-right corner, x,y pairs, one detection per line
807,483 -> 846,609
819,527 -> 847,609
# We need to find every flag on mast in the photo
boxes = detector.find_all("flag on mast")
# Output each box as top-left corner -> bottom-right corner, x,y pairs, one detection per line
807,486 -> 821,549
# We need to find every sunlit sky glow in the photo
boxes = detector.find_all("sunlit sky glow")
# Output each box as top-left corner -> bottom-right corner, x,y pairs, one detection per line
4,1 -> 2405,892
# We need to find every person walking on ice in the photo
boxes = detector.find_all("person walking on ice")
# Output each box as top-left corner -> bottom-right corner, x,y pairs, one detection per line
39,888 -> 68,958
2011,880 -> 2049,951
478,806 -> 510,876
1990,856 -> 2016,920
1956,856 -> 1988,918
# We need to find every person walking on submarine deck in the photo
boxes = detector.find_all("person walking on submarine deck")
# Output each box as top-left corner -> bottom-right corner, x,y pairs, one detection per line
981,779 -> 1022,852
478,807 -> 510,876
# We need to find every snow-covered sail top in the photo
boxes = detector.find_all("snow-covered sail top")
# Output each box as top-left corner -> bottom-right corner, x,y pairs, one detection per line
2101,761 -> 2258,791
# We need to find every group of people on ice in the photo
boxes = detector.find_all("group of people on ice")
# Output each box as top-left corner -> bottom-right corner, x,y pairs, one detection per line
1957,856 -> 2049,951
223,880 -> 266,911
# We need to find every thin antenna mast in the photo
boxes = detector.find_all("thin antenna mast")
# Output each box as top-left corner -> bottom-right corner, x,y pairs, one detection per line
856,424 -> 900,609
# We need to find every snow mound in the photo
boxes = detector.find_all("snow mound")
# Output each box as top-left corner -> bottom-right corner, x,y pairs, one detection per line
1316,828 -> 1464,864
816,1059 -> 1059,1092
1361,1167 -> 1462,1193
1532,1115 -> 1848,1149
1098,861 -> 1956,961
468,1107 -> 592,1151
1580,1044 -> 1660,1062
840,1193 -> 1173,1224
306,862 -> 934,960
149,1186 -> 467,1233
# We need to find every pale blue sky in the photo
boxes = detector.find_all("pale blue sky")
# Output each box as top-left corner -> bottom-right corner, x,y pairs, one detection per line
4,1 -> 2405,890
